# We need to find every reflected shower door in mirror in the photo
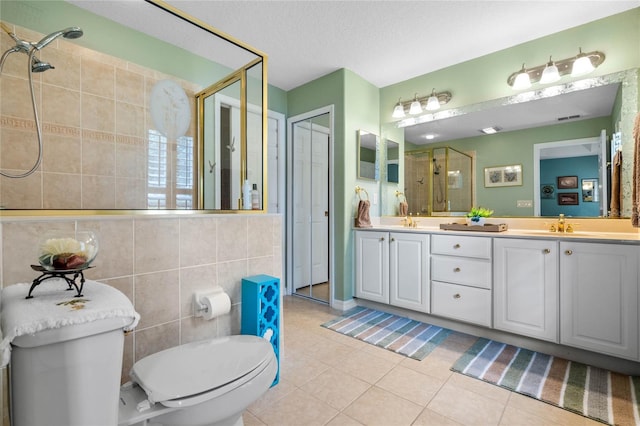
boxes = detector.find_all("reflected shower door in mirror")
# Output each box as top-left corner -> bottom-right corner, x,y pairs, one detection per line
403,147 -> 472,216
198,63 -> 264,210
385,139 -> 399,183
291,113 -> 331,304
357,130 -> 379,181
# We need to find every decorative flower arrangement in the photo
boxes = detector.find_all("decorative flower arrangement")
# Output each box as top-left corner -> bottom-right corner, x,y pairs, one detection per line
466,207 -> 494,226
38,231 -> 98,271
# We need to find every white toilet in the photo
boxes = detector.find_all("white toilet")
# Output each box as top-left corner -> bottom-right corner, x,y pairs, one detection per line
119,335 -> 277,426
4,281 -> 277,426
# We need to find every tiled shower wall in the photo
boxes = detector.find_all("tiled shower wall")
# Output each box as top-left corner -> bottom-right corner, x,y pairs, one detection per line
0,22 -> 199,209
0,213 -> 283,424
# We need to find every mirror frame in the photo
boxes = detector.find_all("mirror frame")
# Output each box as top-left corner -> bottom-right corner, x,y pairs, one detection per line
0,0 -> 269,216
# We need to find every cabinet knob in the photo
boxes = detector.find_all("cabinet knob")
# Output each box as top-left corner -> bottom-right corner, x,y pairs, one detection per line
453,293 -> 461,299
454,267 -> 461,272
380,237 -> 385,242
543,248 -> 551,254
390,237 -> 395,242
453,244 -> 461,249
565,249 -> 573,255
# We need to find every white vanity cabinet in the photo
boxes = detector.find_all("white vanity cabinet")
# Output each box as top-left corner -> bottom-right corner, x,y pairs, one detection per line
431,234 -> 492,327
559,241 -> 639,360
493,238 -> 559,342
354,230 -> 429,312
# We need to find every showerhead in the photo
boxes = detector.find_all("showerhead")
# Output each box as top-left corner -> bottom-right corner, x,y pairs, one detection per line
34,27 -> 83,50
31,58 -> 54,73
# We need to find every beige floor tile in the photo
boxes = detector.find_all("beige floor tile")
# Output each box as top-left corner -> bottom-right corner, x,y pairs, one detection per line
256,388 -> 339,426
412,407 -> 463,426
247,378 -> 297,416
446,373 -> 511,405
280,352 -> 331,387
304,336 -> 362,367
343,386 -> 423,426
325,413 -> 364,426
399,355 -> 455,382
334,349 -> 398,384
243,410 -> 266,426
427,380 -> 506,425
376,365 -> 445,406
360,341 -> 408,364
300,368 -> 371,411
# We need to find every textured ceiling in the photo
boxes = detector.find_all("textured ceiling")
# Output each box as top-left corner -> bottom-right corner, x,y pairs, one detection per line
69,1 -> 638,91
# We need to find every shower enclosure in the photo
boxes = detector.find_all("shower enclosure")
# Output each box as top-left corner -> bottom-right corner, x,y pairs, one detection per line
404,147 -> 472,216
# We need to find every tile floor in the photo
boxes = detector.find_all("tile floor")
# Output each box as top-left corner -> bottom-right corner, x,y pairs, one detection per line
243,296 -> 601,426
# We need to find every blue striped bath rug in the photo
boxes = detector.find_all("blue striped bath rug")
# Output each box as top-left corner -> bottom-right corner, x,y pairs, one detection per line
452,338 -> 640,425
321,307 -> 452,360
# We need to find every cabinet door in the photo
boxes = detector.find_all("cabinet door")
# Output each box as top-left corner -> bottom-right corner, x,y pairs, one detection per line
389,232 -> 429,312
560,242 -> 638,360
494,239 -> 558,342
354,231 -> 389,304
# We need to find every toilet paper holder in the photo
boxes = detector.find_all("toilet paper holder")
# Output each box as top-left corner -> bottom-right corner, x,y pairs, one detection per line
194,287 -> 230,319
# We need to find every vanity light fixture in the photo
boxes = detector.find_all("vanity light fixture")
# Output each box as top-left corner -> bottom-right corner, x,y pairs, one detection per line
507,48 -> 605,89
391,90 -> 452,118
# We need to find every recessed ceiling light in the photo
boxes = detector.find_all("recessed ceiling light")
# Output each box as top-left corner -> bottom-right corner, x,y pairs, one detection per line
425,134 -> 436,140
480,126 -> 502,135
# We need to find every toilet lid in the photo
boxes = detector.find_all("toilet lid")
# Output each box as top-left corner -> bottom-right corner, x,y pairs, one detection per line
130,335 -> 274,404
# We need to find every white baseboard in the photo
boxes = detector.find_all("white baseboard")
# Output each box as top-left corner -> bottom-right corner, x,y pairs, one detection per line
331,298 -> 357,311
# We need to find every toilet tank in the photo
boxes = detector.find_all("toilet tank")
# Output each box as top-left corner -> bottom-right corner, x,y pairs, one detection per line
2,280 -> 139,426
10,317 -> 130,426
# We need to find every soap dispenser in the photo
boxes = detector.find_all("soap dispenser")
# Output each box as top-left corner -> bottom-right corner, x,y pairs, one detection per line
251,184 -> 260,210
242,180 -> 252,210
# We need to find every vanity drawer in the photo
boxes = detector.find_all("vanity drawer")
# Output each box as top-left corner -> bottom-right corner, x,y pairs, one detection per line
431,281 -> 492,327
431,255 -> 491,289
431,235 -> 492,259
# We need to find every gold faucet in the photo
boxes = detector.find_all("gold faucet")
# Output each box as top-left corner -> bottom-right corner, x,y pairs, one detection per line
402,213 -> 414,227
557,214 -> 565,232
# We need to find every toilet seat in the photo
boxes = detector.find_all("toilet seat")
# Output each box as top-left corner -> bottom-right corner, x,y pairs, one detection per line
130,335 -> 275,408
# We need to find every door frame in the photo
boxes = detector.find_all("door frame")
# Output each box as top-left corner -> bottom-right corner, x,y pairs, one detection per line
286,105 -> 335,305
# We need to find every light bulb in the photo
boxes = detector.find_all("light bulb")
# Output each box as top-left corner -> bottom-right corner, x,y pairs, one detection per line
512,64 -> 531,90
409,94 -> 422,115
540,57 -> 560,84
571,48 -> 594,76
392,99 -> 405,118
425,89 -> 440,111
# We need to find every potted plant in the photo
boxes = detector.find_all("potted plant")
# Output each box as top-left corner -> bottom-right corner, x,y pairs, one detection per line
466,207 -> 493,226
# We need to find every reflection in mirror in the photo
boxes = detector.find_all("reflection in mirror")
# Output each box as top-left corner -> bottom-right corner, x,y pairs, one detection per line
390,69 -> 638,218
358,130 -> 379,181
385,139 -> 399,183
0,0 -> 267,212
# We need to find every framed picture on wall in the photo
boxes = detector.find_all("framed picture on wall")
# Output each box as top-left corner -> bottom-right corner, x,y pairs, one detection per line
484,164 -> 522,187
541,184 -> 555,199
557,175 -> 578,189
558,192 -> 579,205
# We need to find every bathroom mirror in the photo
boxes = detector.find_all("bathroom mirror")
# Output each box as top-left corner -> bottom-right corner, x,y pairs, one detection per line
0,0 -> 267,212
357,130 -> 379,181
385,139 -> 399,183
390,69 -> 637,218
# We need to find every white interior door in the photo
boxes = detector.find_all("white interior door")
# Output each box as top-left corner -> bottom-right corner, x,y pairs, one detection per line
292,121 -> 312,290
311,128 -> 329,284
291,116 -> 330,293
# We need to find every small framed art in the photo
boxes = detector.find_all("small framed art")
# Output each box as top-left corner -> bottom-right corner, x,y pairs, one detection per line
557,175 -> 578,189
558,192 -> 579,205
484,164 -> 522,187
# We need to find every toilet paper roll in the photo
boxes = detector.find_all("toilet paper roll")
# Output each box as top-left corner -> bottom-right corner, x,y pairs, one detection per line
201,291 -> 231,320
